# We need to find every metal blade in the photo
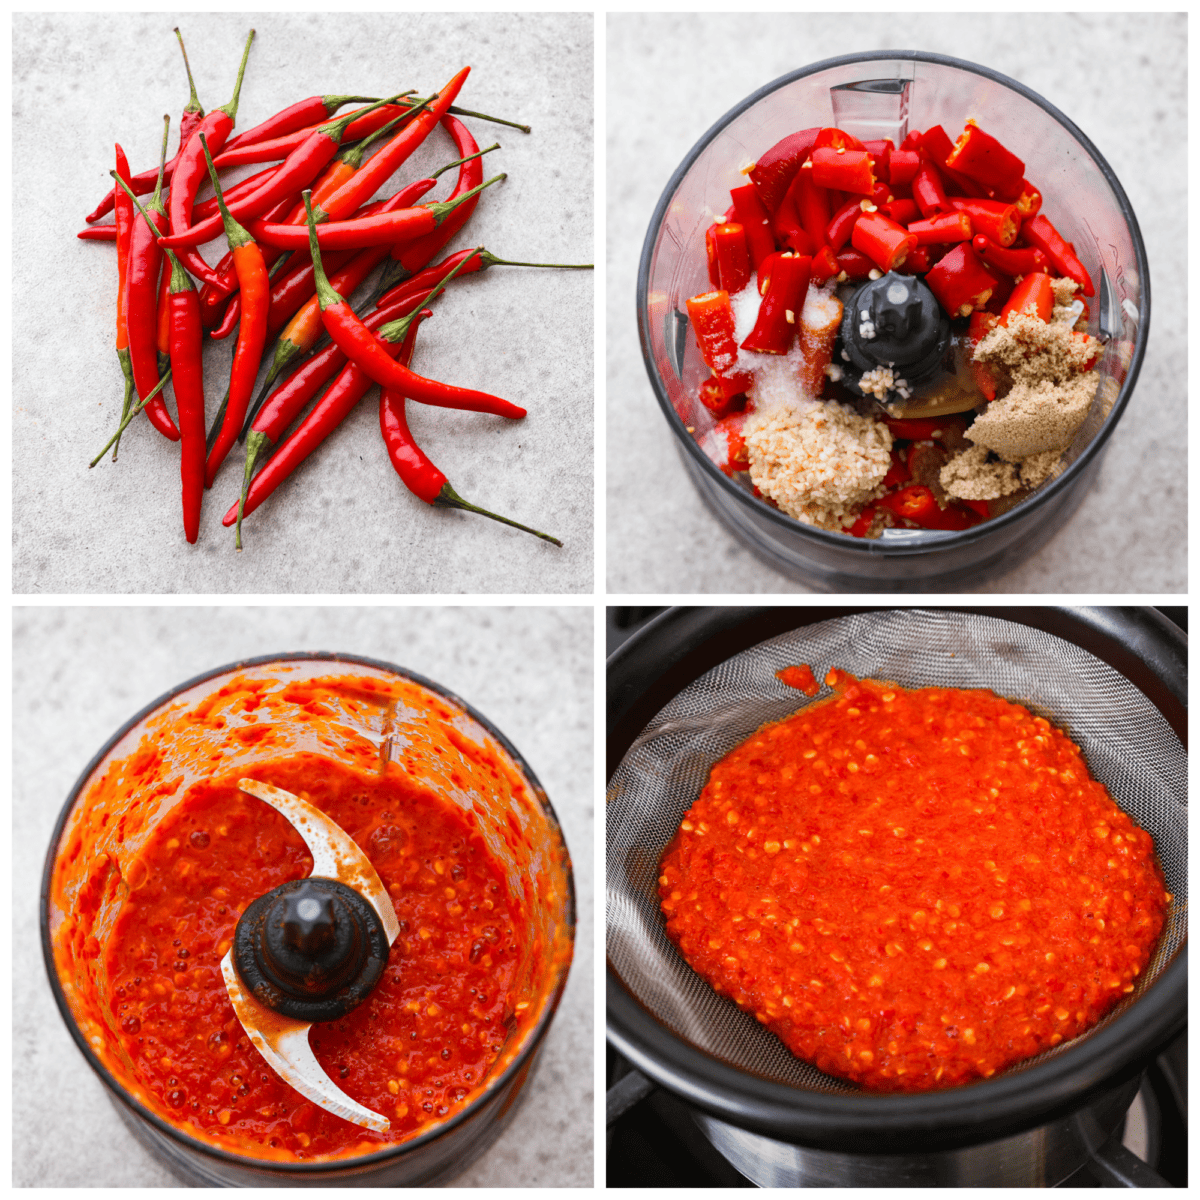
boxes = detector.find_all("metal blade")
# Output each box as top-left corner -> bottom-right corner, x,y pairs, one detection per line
220,778 -> 402,1131
221,952 -> 390,1132
238,778 -> 400,944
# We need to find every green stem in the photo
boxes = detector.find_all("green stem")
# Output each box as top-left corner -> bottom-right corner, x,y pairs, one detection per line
199,132 -> 251,249
305,191 -> 344,312
430,143 -> 500,180
378,248 -> 484,343
150,114 -> 170,210
435,483 -> 561,545
219,29 -> 255,123
113,347 -> 135,461
173,27 -> 205,119
91,370 -> 171,466
478,251 -> 593,269
399,95 -> 531,134
236,430 -> 271,550
427,173 -> 506,228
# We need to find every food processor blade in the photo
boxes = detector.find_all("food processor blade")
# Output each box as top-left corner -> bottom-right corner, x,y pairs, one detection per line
220,779 -> 402,1131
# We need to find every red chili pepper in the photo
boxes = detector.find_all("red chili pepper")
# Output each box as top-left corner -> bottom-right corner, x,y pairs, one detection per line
77,223 -> 118,241
878,484 -> 938,522
305,193 -> 523,414
740,253 -> 811,354
713,412 -> 749,474
379,325 -> 561,546
888,150 -> 921,187
389,114 -> 486,277
917,125 -> 986,197
894,244 -> 935,275
164,249 -> 207,542
189,165 -> 278,225
972,235 -> 1047,277
966,311 -> 999,401
245,172 -> 499,252
813,127 -> 865,153
221,92 -> 382,155
1021,214 -> 1095,296
686,290 -> 740,375
882,415 -> 960,442
881,448 -> 911,489
847,504 -> 879,538
166,29 -> 255,290
945,121 -> 1025,196
698,373 -> 751,419
863,139 -> 893,183
111,131 -> 181,442
852,211 -> 917,272
911,161 -> 952,217
884,198 -> 920,226
925,242 -> 999,317
835,247 -> 875,280
729,184 -> 776,267
713,221 -> 751,294
947,197 -> 1019,247
748,127 -> 821,215
112,143 -> 135,458
792,169 -> 832,251
1004,179 -> 1042,221
83,27 -> 206,224
771,181 -> 815,256
907,211 -> 972,246
197,134 -> 270,488
825,197 -> 863,251
705,225 -> 720,288
161,93 -> 405,250
810,146 -> 876,195
313,68 -> 470,226
1000,272 -> 1054,326
810,243 -> 841,284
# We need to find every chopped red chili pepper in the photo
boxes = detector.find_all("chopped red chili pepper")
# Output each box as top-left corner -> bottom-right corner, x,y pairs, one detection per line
888,149 -> 921,186
825,197 -> 864,251
852,211 -> 916,273
810,243 -> 841,284
879,484 -> 937,522
862,139 -> 893,183
810,146 -> 876,195
705,225 -> 721,288
813,127 -> 865,152
911,160 -> 952,217
835,247 -> 876,280
748,127 -> 821,214
948,197 -> 1019,247
972,235 -> 1047,277
847,504 -> 879,538
925,241 -> 999,317
907,211 -> 972,246
771,183 -> 815,256
740,253 -> 811,355
884,198 -> 920,226
945,120 -> 1026,196
882,448 -> 911,488
894,244 -> 935,275
791,169 -> 832,251
1022,214 -> 1095,296
966,311 -> 1000,401
686,290 -> 740,375
730,184 -> 776,268
699,374 -> 750,419
1000,272 -> 1054,326
713,221 -> 752,294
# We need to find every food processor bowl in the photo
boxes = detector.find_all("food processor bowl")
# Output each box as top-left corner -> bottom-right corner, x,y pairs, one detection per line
607,607 -> 1185,1185
43,653 -> 575,1187
636,54 -> 1149,592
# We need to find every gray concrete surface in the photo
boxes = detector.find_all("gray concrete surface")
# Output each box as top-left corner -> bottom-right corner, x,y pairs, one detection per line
606,14 -> 1185,594
15,14 -> 594,594
14,606 -> 593,1186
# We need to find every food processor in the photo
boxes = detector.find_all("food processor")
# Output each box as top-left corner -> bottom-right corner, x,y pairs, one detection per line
607,607 -> 1186,1185
636,53 -> 1149,591
43,653 -> 575,1187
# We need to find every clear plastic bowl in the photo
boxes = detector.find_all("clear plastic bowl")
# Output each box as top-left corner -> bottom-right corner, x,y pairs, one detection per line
42,654 -> 575,1186
637,52 -> 1149,592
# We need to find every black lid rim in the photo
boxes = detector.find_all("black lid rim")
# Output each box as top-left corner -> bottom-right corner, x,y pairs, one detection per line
41,652 -> 576,1175
605,606 -> 1186,1150
635,50 -> 1151,560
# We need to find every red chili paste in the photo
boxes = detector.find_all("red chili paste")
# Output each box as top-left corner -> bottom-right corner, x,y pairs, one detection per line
104,753 -> 523,1157
777,663 -> 820,696
659,670 -> 1168,1092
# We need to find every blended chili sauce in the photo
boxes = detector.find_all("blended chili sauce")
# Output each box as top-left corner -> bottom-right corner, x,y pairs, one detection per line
103,753 -> 523,1158
659,670 -> 1168,1092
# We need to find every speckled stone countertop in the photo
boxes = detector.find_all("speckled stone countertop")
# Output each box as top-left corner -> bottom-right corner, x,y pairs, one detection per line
606,13 -> 1184,594
15,13 -> 594,595
14,606 -> 592,1186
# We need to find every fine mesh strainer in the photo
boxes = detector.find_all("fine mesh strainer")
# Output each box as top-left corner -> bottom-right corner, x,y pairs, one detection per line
607,607 -> 1186,1149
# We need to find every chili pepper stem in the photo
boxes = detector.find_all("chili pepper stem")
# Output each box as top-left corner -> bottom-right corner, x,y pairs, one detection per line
400,95 -> 531,134
220,29 -> 256,124
428,173 -> 506,227
90,370 -> 172,467
435,483 -> 561,545
377,248 -> 483,342
430,143 -> 500,180
173,28 -> 204,121
112,348 -> 134,461
235,430 -> 271,550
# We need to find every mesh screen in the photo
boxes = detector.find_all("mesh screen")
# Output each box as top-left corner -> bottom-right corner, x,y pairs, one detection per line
607,610 -> 1187,1093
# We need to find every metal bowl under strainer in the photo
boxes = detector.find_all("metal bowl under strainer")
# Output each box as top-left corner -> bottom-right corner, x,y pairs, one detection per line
607,607 -> 1186,1156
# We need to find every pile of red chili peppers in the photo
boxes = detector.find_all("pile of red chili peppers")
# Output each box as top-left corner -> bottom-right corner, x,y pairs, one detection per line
692,115 -> 1095,535
82,28 -> 591,548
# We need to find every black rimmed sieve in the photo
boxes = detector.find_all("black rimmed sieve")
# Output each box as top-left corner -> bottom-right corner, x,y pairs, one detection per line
607,609 -> 1186,1097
